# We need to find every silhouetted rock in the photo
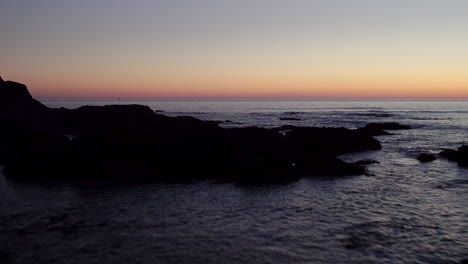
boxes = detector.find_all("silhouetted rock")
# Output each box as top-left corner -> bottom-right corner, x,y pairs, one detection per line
0,78 -> 48,119
1,77 -> 388,182
439,149 -> 458,160
0,250 -> 9,264
357,122 -> 411,136
354,159 -> 380,166
440,145 -> 468,167
282,126 -> 382,154
2,132 -> 71,178
56,104 -> 160,134
417,153 -> 436,163
76,104 -> 155,116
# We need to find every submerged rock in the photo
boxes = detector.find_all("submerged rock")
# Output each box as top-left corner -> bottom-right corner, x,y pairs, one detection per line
279,117 -> 302,121
354,159 -> 380,166
364,122 -> 411,130
417,153 -> 437,163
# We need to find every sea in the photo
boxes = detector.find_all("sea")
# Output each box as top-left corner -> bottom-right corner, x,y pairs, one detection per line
1,100 -> 467,264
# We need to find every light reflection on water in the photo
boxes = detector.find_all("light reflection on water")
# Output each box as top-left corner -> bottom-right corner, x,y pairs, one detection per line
0,100 -> 467,263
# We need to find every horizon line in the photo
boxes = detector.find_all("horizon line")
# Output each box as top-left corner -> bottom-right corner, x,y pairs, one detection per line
38,97 -> 468,101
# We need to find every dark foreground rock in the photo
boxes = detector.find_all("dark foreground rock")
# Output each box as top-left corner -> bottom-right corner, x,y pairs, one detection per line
0,77 -> 405,183
417,153 -> 437,163
0,250 -> 9,264
440,145 -> 468,167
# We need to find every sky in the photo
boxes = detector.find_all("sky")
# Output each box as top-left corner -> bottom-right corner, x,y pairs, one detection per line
1,0 -> 468,99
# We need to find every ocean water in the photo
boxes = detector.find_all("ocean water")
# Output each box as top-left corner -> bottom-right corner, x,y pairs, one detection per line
1,100 -> 468,263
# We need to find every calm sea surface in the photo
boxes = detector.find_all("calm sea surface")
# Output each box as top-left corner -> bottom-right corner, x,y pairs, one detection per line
1,100 -> 467,263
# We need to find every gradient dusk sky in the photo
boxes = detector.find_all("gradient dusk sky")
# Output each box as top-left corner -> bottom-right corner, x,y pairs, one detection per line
1,0 -> 468,99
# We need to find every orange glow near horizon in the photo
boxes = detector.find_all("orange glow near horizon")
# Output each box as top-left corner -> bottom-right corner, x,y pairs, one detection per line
15,70 -> 468,99
28,82 -> 468,100
2,1 -> 468,99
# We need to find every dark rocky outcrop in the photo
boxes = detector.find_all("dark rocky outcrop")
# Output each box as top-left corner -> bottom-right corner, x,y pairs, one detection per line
439,145 -> 468,167
0,77 -> 401,183
417,153 -> 437,163
279,126 -> 382,154
358,122 -> 411,136
0,77 -> 49,119
0,250 -> 9,264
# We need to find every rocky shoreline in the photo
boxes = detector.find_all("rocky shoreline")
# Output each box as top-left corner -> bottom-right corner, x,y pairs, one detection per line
1,77 -> 415,183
